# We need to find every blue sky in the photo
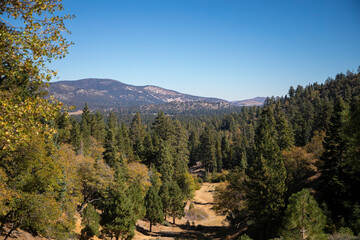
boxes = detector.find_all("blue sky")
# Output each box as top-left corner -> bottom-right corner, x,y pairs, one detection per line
51,0 -> 360,101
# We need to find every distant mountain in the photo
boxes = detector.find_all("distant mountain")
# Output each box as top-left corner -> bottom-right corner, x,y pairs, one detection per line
231,97 -> 266,106
48,78 -> 227,110
48,78 -> 265,112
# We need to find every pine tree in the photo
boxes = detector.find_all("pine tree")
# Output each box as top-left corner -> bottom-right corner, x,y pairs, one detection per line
172,120 -> 189,180
128,180 -> 146,220
107,111 -> 118,131
103,128 -> 121,168
115,122 -> 133,161
198,127 -> 216,173
188,129 -> 199,167
144,186 -> 164,232
159,181 -> 171,221
344,98 -> 360,211
154,141 -> 174,182
100,181 -> 136,240
55,111 -> 72,144
119,122 -> 133,159
150,169 -> 162,193
130,113 -> 146,161
320,96 -> 349,225
279,189 -> 327,240
142,133 -> 154,166
231,129 -> 245,169
81,204 -> 100,240
274,103 -> 294,151
152,111 -> 175,142
80,117 -> 91,155
215,138 -> 223,172
70,119 -> 82,154
92,111 -> 106,143
246,106 -> 287,239
168,181 -> 185,224
221,136 -> 231,169
129,112 -> 145,145
81,103 -> 92,124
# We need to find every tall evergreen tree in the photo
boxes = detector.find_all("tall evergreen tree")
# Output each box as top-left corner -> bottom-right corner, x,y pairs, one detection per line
154,141 -> 174,182
188,129 -> 199,167
173,120 -> 189,180
246,106 -> 287,239
168,181 -> 185,224
128,180 -> 146,220
129,113 -> 146,161
55,112 -> 72,144
70,119 -> 82,155
215,137 -> 223,172
81,204 -> 100,240
344,98 -> 360,209
221,136 -> 231,169
320,96 -> 349,225
116,123 -> 134,161
144,186 -> 164,232
198,127 -> 216,173
152,111 -> 175,142
279,189 -> 327,240
129,112 -> 145,145
107,111 -> 118,131
274,103 -> 294,151
80,117 -> 91,155
159,181 -> 171,221
92,111 -> 106,143
81,103 -> 92,124
142,133 -> 154,166
103,128 -> 121,168
100,181 -> 136,240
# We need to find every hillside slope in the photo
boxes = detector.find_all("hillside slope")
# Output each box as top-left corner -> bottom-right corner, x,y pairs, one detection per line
48,78 -> 226,110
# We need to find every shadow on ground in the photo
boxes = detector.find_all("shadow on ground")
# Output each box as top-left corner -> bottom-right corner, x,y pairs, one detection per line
136,224 -> 228,239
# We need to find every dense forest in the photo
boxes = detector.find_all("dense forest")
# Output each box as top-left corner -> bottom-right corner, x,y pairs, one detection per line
1,1 -> 360,240
2,69 -> 360,240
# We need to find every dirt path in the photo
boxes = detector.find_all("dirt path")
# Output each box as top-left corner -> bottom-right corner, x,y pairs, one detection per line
0,183 -> 228,240
134,183 -> 228,240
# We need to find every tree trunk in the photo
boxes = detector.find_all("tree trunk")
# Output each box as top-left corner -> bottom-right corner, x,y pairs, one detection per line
149,222 -> 152,232
265,221 -> 270,240
0,211 -> 11,231
4,223 -> 18,240
78,202 -> 86,213
173,216 -> 175,224
115,232 -> 120,240
164,213 -> 166,221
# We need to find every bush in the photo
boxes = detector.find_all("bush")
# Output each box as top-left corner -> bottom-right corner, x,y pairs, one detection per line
211,171 -> 228,183
328,233 -> 359,240
238,234 -> 253,240
193,175 -> 202,190
80,204 -> 100,240
339,227 -> 355,236
203,172 -> 210,182
186,208 -> 208,221
162,220 -> 171,227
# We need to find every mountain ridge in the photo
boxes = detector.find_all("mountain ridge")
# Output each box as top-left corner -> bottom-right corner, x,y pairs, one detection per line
48,78 -> 265,111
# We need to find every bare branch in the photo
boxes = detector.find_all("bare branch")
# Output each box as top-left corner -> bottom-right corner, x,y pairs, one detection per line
0,16 -> 16,28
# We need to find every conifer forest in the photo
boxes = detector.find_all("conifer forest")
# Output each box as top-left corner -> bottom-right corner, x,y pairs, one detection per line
1,1 -> 360,240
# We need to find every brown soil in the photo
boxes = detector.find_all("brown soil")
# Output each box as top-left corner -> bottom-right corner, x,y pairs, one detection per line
133,182 -> 229,240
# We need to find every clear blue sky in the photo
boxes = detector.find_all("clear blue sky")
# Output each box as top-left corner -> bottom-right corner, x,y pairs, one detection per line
51,0 -> 360,101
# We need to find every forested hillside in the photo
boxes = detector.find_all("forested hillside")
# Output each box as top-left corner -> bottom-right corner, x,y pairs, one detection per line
5,68 -> 357,240
1,1 -> 360,240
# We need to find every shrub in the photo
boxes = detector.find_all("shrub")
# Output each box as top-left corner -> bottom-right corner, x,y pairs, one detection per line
162,220 -> 171,227
211,171 -> 228,183
238,234 -> 253,240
